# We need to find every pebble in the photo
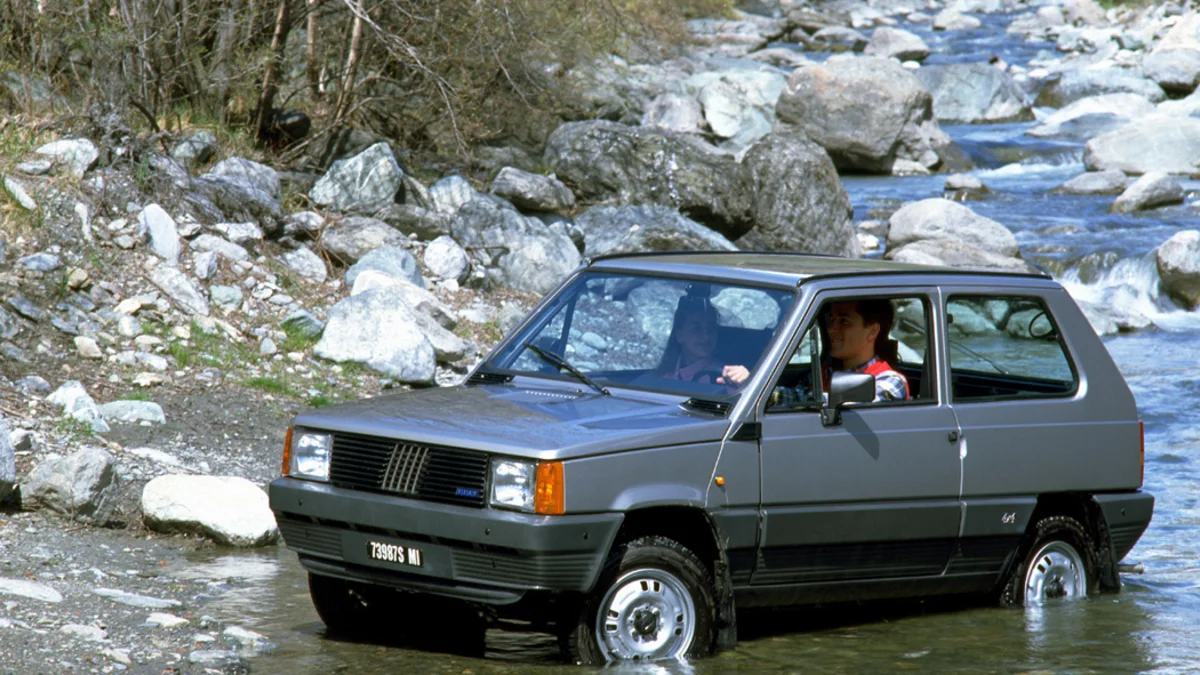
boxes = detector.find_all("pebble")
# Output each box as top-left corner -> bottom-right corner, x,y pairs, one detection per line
133,372 -> 166,387
74,336 -> 104,358
92,588 -> 182,609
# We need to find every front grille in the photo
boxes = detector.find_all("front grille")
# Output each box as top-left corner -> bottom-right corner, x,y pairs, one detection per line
329,432 -> 489,507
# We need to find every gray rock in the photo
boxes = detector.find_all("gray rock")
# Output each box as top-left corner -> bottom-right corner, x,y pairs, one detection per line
429,175 -> 477,216
1157,230 -> 1200,308
210,285 -> 244,311
281,246 -> 327,284
99,400 -> 166,424
0,305 -> 23,340
915,63 -> 1031,124
1110,171 -> 1185,213
545,120 -> 750,239
314,289 -> 437,383
16,158 -> 53,175
188,650 -> 248,671
3,176 -> 37,210
887,198 -> 1018,256
345,246 -> 423,288
190,174 -> 283,235
260,337 -> 277,355
137,204 -> 182,264
641,93 -> 705,133
172,131 -> 217,171
689,69 -> 787,151
47,380 -> 109,433
1053,169 -> 1130,195
887,238 -> 1032,271
142,475 -> 279,547
449,198 -> 582,295
92,588 -> 182,609
490,167 -> 575,212
375,203 -> 450,240
191,234 -> 250,262
207,157 -> 280,200
402,173 -> 435,211
933,9 -> 982,30
1083,116 -> 1200,175
117,315 -> 142,338
17,252 -> 61,272
0,413 -> 14,504
149,265 -> 211,316
1025,93 -> 1155,141
193,250 -> 219,280
35,138 -> 99,177
777,56 -> 948,174
281,310 -> 324,339
211,221 -> 264,246
576,205 -> 736,258
1143,48 -> 1200,96
283,211 -> 325,238
321,216 -> 409,264
412,310 -> 471,362
0,578 -> 62,603
16,376 -> 50,395
7,295 -> 46,322
811,25 -> 868,50
424,235 -> 470,282
22,448 -> 118,522
349,273 -> 457,329
74,336 -> 103,359
223,626 -> 275,655
864,27 -> 931,62
945,173 -> 987,192
310,142 -> 404,213
1035,69 -> 1166,108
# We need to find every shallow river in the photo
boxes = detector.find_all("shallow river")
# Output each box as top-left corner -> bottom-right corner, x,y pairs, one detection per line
177,11 -> 1200,674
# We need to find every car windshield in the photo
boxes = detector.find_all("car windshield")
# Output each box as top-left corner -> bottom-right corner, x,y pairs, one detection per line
488,272 -> 796,398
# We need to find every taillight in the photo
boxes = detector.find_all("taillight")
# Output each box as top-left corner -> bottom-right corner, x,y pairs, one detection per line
534,461 -> 565,515
281,427 -> 294,476
1139,420 -> 1145,487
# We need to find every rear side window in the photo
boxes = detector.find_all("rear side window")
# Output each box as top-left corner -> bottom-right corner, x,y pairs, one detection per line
946,295 -> 1077,402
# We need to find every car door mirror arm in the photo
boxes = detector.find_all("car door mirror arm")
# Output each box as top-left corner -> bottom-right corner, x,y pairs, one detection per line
821,372 -> 875,427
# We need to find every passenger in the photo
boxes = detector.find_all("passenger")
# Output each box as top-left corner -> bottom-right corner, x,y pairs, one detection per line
658,296 -> 738,385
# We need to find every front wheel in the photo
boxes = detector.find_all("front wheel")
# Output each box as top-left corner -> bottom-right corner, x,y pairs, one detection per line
562,536 -> 715,665
1000,515 -> 1098,607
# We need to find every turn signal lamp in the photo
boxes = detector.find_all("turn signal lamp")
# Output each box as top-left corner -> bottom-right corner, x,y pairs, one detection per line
535,461 -> 565,515
281,427 -> 294,476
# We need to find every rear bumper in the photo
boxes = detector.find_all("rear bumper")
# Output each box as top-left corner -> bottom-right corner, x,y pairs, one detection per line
1094,490 -> 1155,563
269,478 -> 622,603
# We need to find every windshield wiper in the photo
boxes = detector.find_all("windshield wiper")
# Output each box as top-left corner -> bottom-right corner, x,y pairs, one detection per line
524,343 -> 611,396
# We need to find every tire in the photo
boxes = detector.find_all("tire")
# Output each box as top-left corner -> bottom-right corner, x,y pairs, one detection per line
308,573 -> 385,636
562,536 -> 715,665
1000,515 -> 1099,607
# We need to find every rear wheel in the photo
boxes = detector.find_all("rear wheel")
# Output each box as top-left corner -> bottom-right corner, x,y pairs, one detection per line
562,536 -> 715,665
1001,515 -> 1098,607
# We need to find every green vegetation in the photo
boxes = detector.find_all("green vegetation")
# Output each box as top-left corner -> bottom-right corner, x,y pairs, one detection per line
243,376 -> 296,396
306,394 -> 335,408
119,390 -> 153,402
55,416 -> 95,443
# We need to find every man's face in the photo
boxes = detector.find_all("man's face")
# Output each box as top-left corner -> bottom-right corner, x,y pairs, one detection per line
827,302 -> 879,364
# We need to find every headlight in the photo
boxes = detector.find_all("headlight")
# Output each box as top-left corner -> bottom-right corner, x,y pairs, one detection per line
490,458 -> 565,515
288,430 -> 332,481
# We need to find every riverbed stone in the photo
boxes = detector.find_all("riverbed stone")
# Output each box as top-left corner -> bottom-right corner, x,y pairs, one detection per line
1156,229 -> 1200,308
148,265 -> 210,316
933,9 -> 981,30
99,400 -> 166,424
314,289 -> 436,383
207,157 -> 280,201
142,475 -> 279,547
1026,94 -> 1156,141
310,142 -> 404,214
92,588 -> 182,609
1144,48 -> 1200,96
887,198 -> 1019,256
1110,172 -> 1184,213
35,138 -> 98,177
1083,116 -> 1200,175
688,68 -> 787,151
345,246 -> 422,288
322,216 -> 409,264
915,63 -> 1031,124
22,447 -> 118,523
887,238 -> 1031,271
490,167 -> 575,213
429,175 -> 478,217
0,578 -> 62,603
576,205 -> 737,258
137,204 -> 181,265
1052,169 -> 1130,195
864,27 -> 930,62
1035,69 -> 1166,108
424,235 -> 470,282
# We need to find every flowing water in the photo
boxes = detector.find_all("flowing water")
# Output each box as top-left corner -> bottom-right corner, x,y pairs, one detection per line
176,13 -> 1200,673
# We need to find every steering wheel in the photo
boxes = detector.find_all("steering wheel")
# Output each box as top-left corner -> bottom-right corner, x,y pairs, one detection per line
694,369 -> 728,385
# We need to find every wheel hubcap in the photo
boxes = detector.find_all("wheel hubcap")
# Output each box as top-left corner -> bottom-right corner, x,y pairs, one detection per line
1024,541 -> 1086,605
596,568 -> 695,662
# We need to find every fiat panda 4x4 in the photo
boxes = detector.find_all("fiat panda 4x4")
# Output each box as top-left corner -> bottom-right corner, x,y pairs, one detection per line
269,252 -> 1154,664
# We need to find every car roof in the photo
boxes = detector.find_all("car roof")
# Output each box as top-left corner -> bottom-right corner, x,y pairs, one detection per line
587,251 -> 1051,287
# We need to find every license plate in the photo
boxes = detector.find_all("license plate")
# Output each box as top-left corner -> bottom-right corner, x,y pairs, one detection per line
366,541 -> 424,567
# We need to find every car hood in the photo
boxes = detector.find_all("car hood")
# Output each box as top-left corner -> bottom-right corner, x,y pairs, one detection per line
290,383 -> 731,460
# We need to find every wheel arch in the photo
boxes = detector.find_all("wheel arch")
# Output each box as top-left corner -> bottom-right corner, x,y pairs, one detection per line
1021,493 -> 1119,592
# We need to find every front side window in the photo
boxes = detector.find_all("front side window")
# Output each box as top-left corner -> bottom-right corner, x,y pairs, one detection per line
946,295 -> 1077,401
488,273 -> 796,398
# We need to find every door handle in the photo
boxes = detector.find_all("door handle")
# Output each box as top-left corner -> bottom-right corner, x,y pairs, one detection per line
948,430 -> 959,443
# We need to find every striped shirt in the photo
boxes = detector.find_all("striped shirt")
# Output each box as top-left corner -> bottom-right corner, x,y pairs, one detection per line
771,356 -> 909,408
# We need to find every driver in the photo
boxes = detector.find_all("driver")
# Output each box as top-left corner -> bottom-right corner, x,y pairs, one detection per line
657,296 -> 735,385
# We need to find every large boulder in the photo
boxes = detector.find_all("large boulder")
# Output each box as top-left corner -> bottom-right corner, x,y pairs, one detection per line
1157,230 -> 1200,308
1083,116 -> 1200,175
321,216 -> 410,264
735,132 -> 858,256
887,239 -> 1032,271
776,55 -> 950,174
1052,169 -> 1130,195
449,198 -> 581,295
576,205 -> 737,258
1142,48 -> 1200,96
206,158 -> 280,201
345,246 -> 423,289
544,120 -> 751,239
21,448 -> 118,523
309,142 -> 404,214
1025,94 -> 1156,141
314,289 -> 436,383
1110,172 -> 1184,213
915,63 -> 1032,124
1153,12 -> 1200,53
887,198 -> 1019,256
490,167 -> 575,212
190,173 -> 283,235
142,475 -> 279,547
349,273 -> 470,362
1034,69 -> 1166,108
685,68 -> 788,152
864,27 -> 931,62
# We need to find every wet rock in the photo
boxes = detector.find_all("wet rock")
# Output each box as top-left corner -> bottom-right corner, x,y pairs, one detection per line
429,175 -> 478,217
350,272 -> 456,329
223,626 -> 275,655
0,578 -> 62,603
641,93 -> 705,133
544,120 -> 749,239
188,650 -> 249,673
424,235 -> 470,282
864,27 -> 930,62
933,9 -> 982,30
777,55 -> 948,174
172,130 -> 217,171
142,475 -> 279,546
191,233 -> 250,263
887,238 -> 1032,271
149,265 -> 210,316
35,138 -> 99,177
345,246 -> 423,288
22,447 -> 118,523
1035,69 -> 1166,108
281,245 -> 327,284
321,216 -> 409,264
888,198 -> 1018,256
47,381 -> 110,433
3,176 -> 37,210
577,204 -> 736,258
281,310 -> 324,339
1025,94 -> 1155,141
147,612 -> 189,628
490,167 -> 575,212
314,289 -> 436,383
92,588 -> 182,609
1110,172 -> 1184,213
1156,229 -> 1200,308
99,400 -> 166,424
0,413 -> 14,503
310,142 -> 404,214
137,204 -> 182,264
449,198 -> 582,295
915,63 -> 1031,124
1052,169 -> 1129,195
74,336 -> 103,359
17,252 -> 61,272
1083,116 -> 1200,175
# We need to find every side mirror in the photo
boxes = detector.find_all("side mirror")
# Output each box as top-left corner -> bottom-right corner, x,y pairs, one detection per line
821,372 -> 875,426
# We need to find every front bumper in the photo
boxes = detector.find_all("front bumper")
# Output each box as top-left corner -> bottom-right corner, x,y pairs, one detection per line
269,477 -> 623,604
